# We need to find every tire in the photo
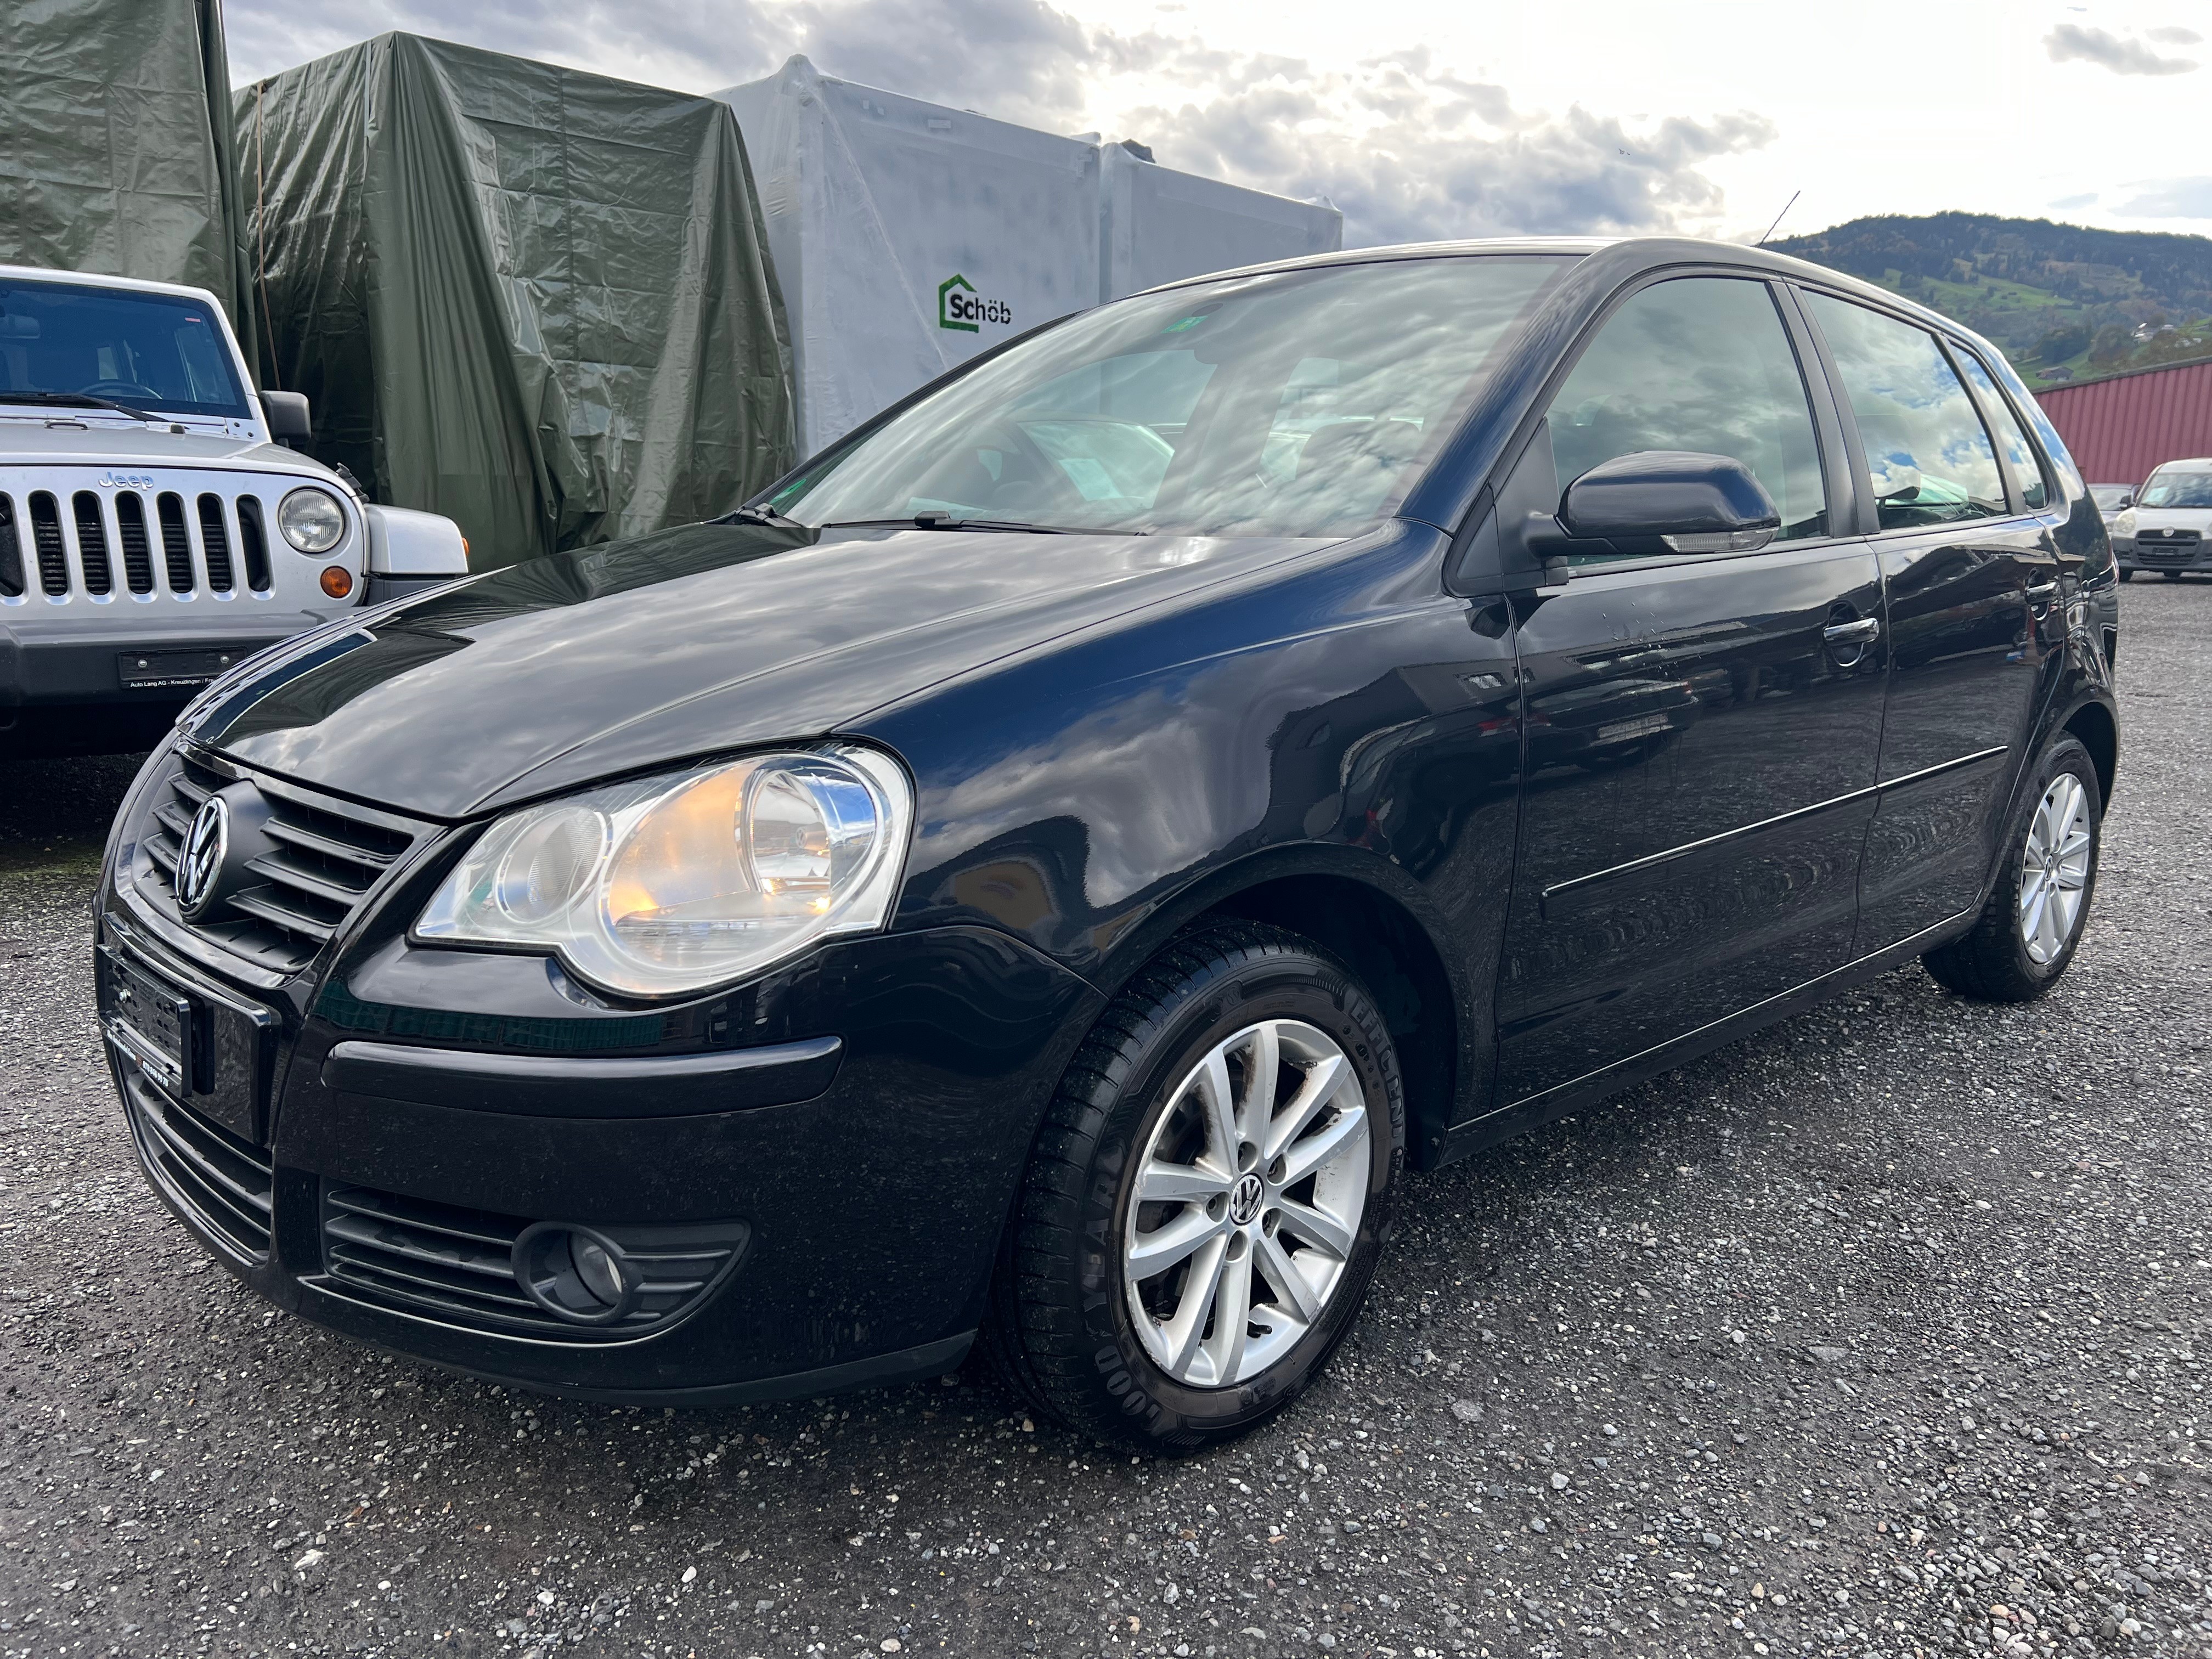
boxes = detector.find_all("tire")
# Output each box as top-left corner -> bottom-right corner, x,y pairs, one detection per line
984,922 -> 1405,1452
2117,568 -> 2134,583
2164,571 -> 2182,581
1922,735 -> 2101,1002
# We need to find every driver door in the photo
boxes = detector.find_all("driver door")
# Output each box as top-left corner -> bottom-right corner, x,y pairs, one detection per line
1494,274 -> 1887,1108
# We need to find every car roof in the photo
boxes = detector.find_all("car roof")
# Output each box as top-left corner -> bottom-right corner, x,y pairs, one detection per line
0,263 -> 224,307
1133,233 -> 1982,347
2148,458 -> 2212,472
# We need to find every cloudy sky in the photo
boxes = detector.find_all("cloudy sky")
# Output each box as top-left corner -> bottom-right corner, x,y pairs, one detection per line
224,0 -> 2211,247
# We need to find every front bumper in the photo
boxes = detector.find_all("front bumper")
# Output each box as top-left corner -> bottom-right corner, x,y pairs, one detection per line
2118,538 -> 2209,573
96,763 -> 1101,1403
0,619 -> 293,707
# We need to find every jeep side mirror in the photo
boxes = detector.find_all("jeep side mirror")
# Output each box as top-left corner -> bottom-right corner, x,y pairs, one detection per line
1559,450 -> 1781,556
262,390 -> 313,442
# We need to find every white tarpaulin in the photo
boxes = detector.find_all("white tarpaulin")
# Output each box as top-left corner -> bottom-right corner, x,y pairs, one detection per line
721,57 -> 1100,458
1099,140 -> 1341,304
719,57 -> 1344,456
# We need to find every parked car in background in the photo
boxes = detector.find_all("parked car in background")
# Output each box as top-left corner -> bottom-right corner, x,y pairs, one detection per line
2111,459 -> 2212,582
94,236 -> 2118,1452
2093,484 -> 2142,579
0,265 -> 469,755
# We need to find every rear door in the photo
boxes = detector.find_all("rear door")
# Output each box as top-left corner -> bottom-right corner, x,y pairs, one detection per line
1794,291 -> 2052,951
1493,274 -> 1887,1107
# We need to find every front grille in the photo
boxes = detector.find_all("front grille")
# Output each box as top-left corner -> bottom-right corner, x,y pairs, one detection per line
121,1068 -> 272,1261
0,472 -> 351,605
29,491 -> 66,592
198,493 -> 235,591
237,497 -> 273,592
116,491 -> 154,592
138,749 -> 428,974
156,492 -> 195,590
70,492 -> 112,593
319,1185 -> 748,1342
0,494 -> 20,596
2136,530 -> 2202,553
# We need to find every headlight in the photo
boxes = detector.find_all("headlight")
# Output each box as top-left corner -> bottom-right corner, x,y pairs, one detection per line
414,746 -> 911,996
278,487 -> 347,552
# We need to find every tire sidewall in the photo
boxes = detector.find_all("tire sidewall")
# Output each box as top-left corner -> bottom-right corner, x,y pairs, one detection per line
1071,947 -> 1404,1447
1991,738 -> 2103,989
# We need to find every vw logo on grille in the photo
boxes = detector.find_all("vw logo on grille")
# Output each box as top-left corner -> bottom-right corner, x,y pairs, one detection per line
176,796 -> 229,919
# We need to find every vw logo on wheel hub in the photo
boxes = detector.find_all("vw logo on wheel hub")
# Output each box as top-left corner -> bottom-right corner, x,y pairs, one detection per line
1228,1171 -> 1266,1227
175,796 -> 229,918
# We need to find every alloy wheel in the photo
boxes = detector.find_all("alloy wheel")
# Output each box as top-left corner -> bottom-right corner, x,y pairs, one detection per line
2018,771 -> 2092,966
1122,1019 -> 1370,1388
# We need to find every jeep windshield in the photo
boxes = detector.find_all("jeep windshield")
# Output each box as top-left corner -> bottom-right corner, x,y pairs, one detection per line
0,278 -> 253,421
769,255 -> 1572,538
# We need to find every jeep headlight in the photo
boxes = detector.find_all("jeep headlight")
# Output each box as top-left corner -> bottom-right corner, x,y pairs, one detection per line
278,487 -> 347,553
415,746 -> 911,996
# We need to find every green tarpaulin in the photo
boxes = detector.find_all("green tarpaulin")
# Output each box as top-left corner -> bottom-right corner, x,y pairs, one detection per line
0,0 -> 257,366
239,33 -> 795,568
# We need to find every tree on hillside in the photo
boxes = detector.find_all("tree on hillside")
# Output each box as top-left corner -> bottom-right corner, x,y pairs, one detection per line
2087,323 -> 2134,367
2033,320 -> 2091,362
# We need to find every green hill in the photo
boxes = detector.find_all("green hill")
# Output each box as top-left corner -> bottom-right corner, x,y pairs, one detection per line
1770,212 -> 2212,384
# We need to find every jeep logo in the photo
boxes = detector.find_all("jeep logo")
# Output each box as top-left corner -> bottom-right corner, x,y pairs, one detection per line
97,472 -> 156,490
939,274 -> 1012,334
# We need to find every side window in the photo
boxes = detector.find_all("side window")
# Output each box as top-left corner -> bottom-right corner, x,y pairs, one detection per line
1545,276 -> 1828,562
1801,292 -> 2009,531
1954,351 -> 2049,510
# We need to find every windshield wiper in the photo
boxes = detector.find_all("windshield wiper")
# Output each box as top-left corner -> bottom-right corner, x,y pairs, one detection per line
0,390 -> 162,422
721,502 -> 808,528
823,513 -> 1141,535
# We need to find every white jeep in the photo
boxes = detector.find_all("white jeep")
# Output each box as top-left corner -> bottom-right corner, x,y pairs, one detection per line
0,264 -> 469,755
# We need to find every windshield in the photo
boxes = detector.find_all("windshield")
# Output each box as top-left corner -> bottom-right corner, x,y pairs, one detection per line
2139,470 -> 2212,510
2089,484 -> 2131,511
0,278 -> 251,420
771,256 -> 1571,538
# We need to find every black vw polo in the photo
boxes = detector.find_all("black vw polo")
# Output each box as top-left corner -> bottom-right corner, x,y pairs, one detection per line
95,237 -> 2120,1451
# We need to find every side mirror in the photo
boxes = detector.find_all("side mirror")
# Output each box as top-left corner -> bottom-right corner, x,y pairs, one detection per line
262,390 -> 313,442
2118,492 -> 2134,509
1559,450 -> 1781,556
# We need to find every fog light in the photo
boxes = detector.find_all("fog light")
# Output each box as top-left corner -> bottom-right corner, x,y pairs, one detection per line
514,1222 -> 639,1325
320,566 -> 354,599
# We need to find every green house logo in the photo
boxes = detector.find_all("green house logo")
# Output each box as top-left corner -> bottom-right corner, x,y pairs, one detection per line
939,274 -> 978,333
939,273 -> 1011,332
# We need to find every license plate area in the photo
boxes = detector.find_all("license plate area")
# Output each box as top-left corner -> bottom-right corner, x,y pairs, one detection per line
98,943 -> 201,1097
117,648 -> 248,690
95,932 -> 276,1142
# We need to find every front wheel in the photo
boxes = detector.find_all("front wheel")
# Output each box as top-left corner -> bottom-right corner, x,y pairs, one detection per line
1922,735 -> 2101,1002
985,923 -> 1404,1452
2118,567 -> 2135,583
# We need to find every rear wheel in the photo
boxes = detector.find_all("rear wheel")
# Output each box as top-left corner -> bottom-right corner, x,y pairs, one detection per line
2117,567 -> 2135,583
984,923 -> 1404,1452
2164,571 -> 2182,581
1922,736 -> 2101,1002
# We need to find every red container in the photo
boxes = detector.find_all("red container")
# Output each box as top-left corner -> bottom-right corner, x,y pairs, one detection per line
2034,357 -> 2212,486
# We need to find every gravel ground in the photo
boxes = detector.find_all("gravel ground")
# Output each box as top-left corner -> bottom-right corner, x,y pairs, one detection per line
1,587 -> 2207,1659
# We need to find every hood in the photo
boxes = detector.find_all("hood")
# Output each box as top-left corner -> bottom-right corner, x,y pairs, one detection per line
2131,506 -> 2212,530
187,520 -> 1329,819
0,420 -> 323,477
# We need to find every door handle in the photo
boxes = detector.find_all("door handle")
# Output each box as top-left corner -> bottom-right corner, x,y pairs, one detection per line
2025,579 -> 2060,601
1822,617 -> 1880,645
